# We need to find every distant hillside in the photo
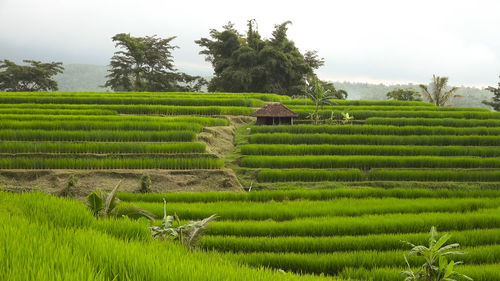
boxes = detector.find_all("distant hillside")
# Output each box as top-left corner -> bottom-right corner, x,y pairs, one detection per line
52,64 -> 495,110
333,81 -> 494,110
54,64 -> 109,92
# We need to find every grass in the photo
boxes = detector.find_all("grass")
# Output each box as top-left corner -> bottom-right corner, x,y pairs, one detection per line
292,109 -> 500,120
206,209 -> 500,236
258,169 -> 365,182
366,117 -> 500,127
224,245 -> 500,276
241,144 -> 500,157
241,155 -> 500,169
125,197 -> 500,221
0,157 -> 223,169
0,114 -> 229,126
0,129 -> 195,142
201,228 -> 500,253
250,133 -> 500,146
0,120 -> 204,132
0,191 -> 336,281
0,103 -> 254,116
0,141 -> 206,154
250,124 -> 500,136
368,169 -> 500,182
117,187 -> 500,203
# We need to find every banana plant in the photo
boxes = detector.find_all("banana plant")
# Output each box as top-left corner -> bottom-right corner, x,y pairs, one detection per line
86,180 -> 155,220
401,226 -> 472,281
150,198 -> 217,250
341,112 -> 354,125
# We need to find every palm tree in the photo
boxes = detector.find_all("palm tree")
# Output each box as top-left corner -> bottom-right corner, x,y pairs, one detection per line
419,75 -> 460,107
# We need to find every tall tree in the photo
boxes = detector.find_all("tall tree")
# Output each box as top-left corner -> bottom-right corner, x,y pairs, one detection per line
482,76 -> 500,111
386,88 -> 422,101
196,20 -> 322,96
419,75 -> 460,106
0,59 -> 63,91
105,33 -> 206,92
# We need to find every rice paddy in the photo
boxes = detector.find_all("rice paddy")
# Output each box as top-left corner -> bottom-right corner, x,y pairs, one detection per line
2,91 -> 500,280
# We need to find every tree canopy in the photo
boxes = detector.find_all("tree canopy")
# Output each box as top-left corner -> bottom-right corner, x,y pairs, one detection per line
482,76 -> 500,111
105,33 -> 206,92
0,59 -> 63,92
386,88 -> 422,101
196,20 -> 324,96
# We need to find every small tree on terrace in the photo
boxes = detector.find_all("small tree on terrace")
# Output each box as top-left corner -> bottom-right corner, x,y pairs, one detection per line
386,88 -> 422,101
306,76 -> 338,124
482,76 -> 500,111
419,75 -> 460,106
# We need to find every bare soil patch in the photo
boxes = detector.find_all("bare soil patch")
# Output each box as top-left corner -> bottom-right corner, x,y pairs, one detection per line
0,169 -> 243,197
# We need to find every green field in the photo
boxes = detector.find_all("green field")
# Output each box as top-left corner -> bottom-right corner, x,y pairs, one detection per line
1,91 -> 499,280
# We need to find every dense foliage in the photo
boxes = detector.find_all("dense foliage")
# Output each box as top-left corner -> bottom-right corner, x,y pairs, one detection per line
386,88 -> 422,101
105,33 -> 206,92
483,76 -> 500,111
0,59 -> 63,91
196,21 -> 322,96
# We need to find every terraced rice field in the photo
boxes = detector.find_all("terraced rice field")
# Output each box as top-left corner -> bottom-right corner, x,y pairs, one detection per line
117,187 -> 500,280
0,92 -> 284,169
2,92 -> 500,280
238,99 -> 500,184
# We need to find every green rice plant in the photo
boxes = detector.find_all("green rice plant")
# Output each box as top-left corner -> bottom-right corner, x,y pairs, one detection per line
223,245 -> 499,276
0,191 -> 335,281
0,120 -> 204,132
0,114 -> 229,126
0,157 -> 224,169
366,117 -> 500,127
284,99 -> 434,106
126,198 -> 500,221
241,155 -> 500,169
200,228 -> 500,253
241,144 -> 500,157
206,208 -> 500,236
292,109 -> 500,120
59,175 -> 78,197
0,96 -> 265,107
0,103 -> 253,116
139,174 -> 152,193
368,169 -> 500,182
0,108 -> 117,115
116,188 -> 500,203
0,129 -> 195,142
338,264 -> 500,281
250,124 -> 500,136
258,169 -> 364,182
0,141 -> 206,154
249,133 -> 500,146
289,105 -> 489,112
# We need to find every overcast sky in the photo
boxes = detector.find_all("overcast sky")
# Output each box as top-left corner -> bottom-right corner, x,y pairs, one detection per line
1,0 -> 499,87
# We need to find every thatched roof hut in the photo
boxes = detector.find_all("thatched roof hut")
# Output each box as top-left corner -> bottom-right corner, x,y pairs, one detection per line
252,103 -> 298,125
